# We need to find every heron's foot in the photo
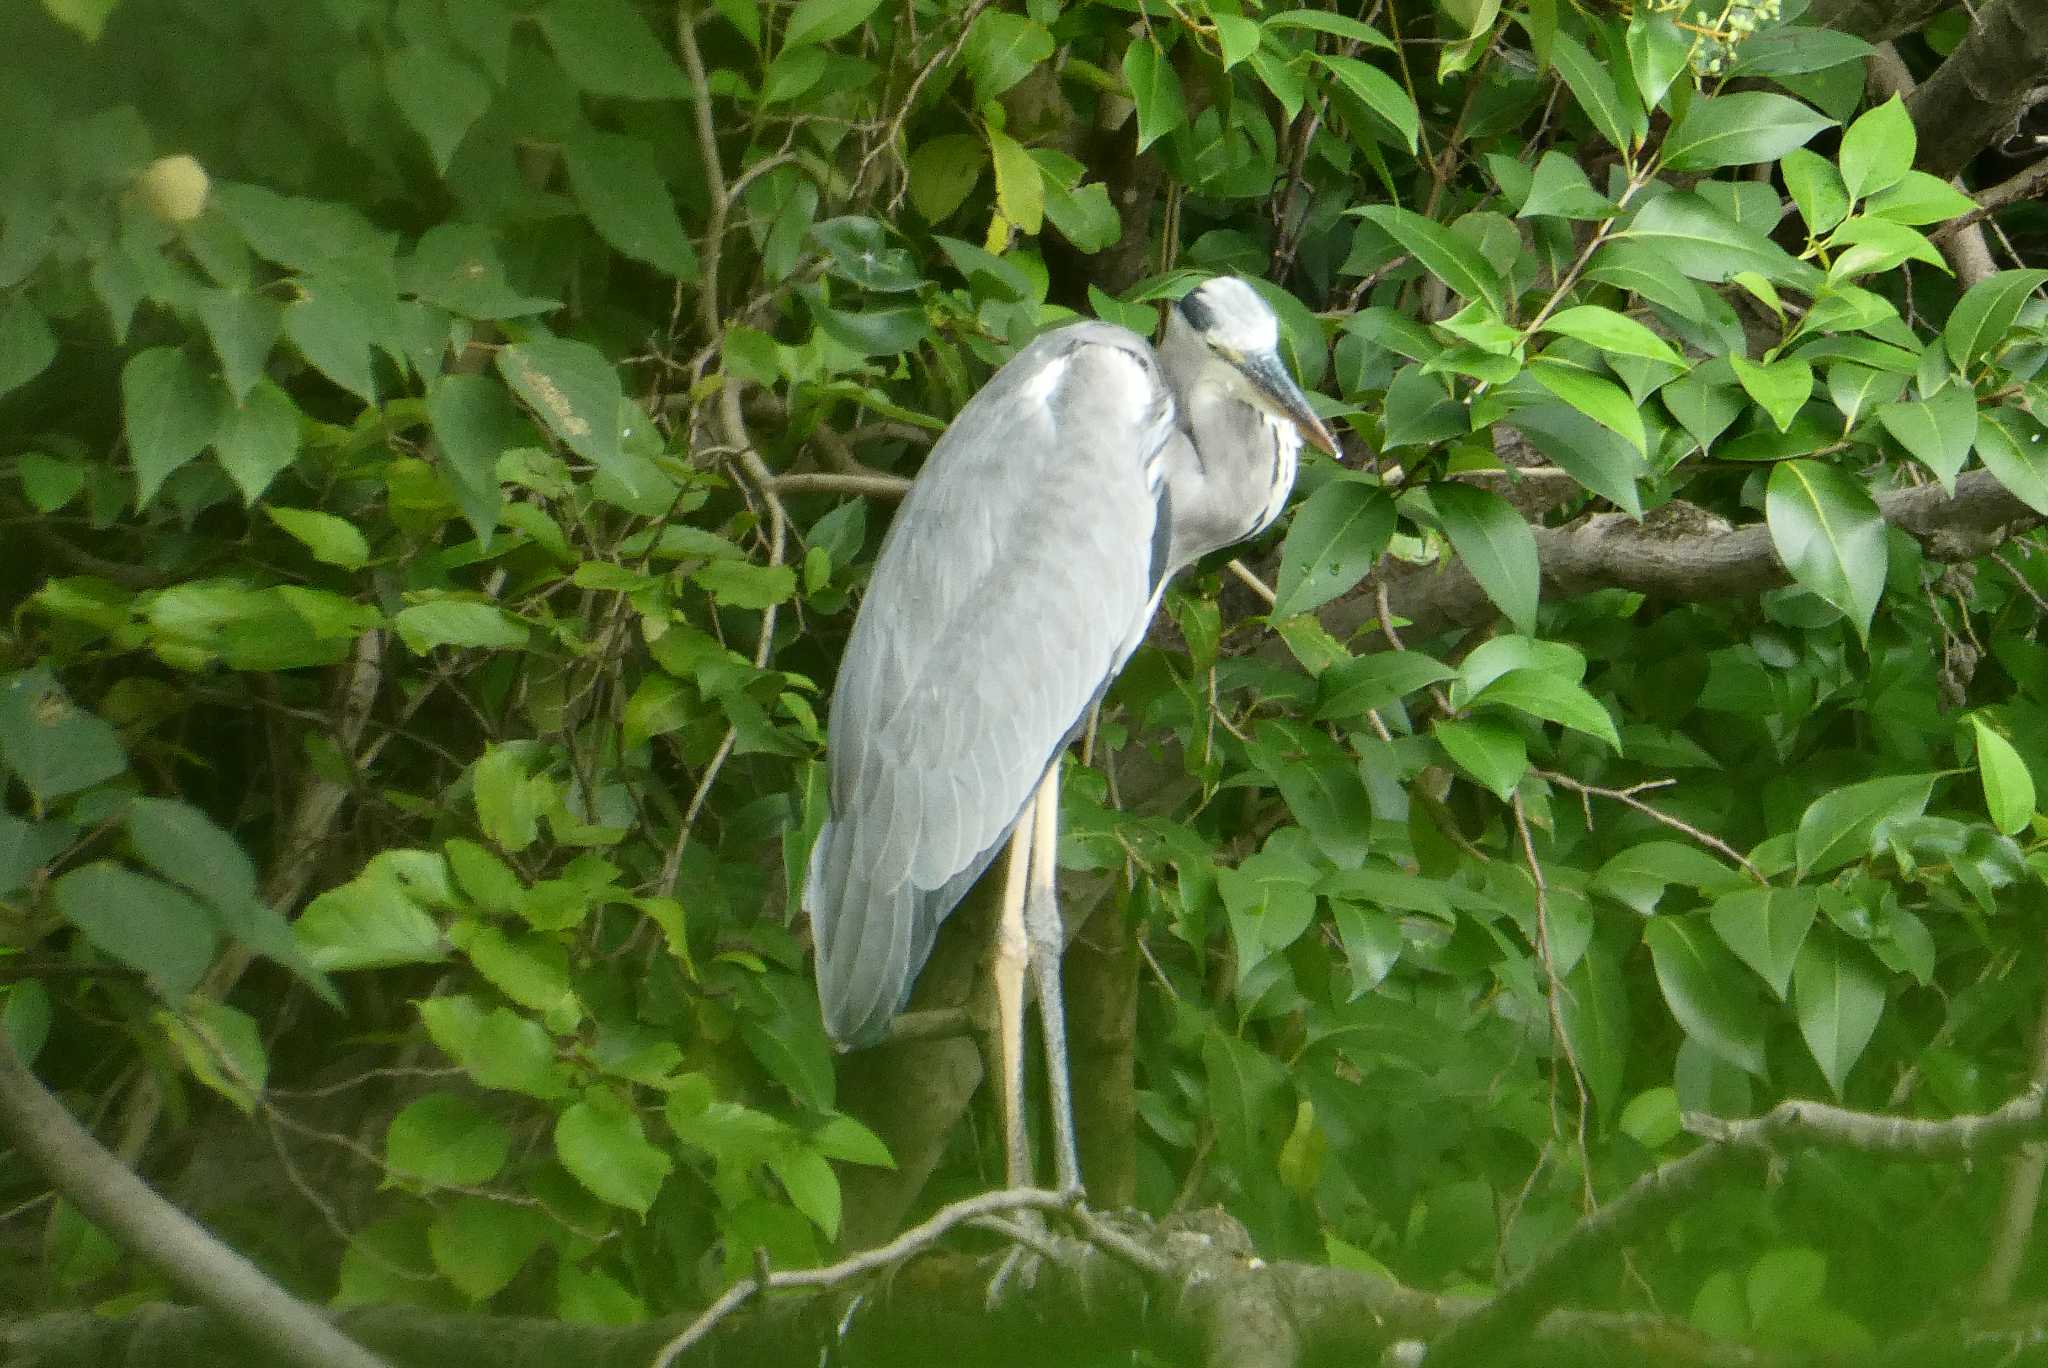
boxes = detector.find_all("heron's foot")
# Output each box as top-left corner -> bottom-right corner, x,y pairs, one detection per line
981,1209 -> 1059,1309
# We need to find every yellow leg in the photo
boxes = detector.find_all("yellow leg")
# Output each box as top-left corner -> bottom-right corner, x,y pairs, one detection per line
1024,763 -> 1083,1196
993,805 -> 1034,1190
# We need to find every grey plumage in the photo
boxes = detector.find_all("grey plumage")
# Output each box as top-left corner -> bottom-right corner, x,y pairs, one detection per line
806,278 -> 1335,1049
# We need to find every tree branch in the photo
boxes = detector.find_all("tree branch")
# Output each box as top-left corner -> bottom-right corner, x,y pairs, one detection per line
1328,469 -> 2041,642
1905,0 -> 2048,181
0,1034 -> 391,1368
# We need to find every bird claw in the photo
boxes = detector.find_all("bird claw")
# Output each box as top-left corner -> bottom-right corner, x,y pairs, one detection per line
984,1241 -> 1042,1308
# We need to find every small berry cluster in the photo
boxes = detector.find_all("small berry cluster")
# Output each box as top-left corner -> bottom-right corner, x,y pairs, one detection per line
1687,0 -> 1784,76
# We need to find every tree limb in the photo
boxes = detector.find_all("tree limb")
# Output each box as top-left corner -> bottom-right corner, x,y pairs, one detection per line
1905,0 -> 2048,181
0,1034 -> 391,1368
1328,469 -> 2041,642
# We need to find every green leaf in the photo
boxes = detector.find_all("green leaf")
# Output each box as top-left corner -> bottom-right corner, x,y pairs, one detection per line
394,601 -> 529,652
1550,32 -> 1636,153
1123,40 -> 1184,155
0,296 -> 57,399
986,125 -> 1043,235
1975,410 -> 2048,516
767,1147 -> 842,1239
0,667 -> 127,805
496,336 -> 630,492
811,1115 -> 894,1168
1747,1247 -> 1828,1331
1042,178 -> 1120,253
1264,10 -> 1394,48
282,278 -> 386,403
1622,193 -> 1804,284
1273,481 -> 1394,619
556,1094 -> 672,1215
532,0 -> 688,98
1213,13 -> 1261,68
1827,216 -> 1945,279
1507,400 -> 1648,516
1620,1086 -> 1682,1148
760,45 -> 826,103
1663,93 -> 1832,171
127,796 -> 337,1006
426,373 -> 517,543
1794,773 -> 1938,876
266,506 -> 371,571
1432,717 -> 1529,801
1317,651 -> 1456,721
1944,269 -> 2048,371
297,854 -> 449,971
1538,304 -> 1684,366
564,130 -> 701,281
387,1093 -> 510,1187
161,1001 -> 268,1113
1781,148 -> 1850,236
963,11 -> 1053,102
455,923 -> 577,1018
1793,935 -> 1885,1096
1731,354 -> 1814,433
908,135 -> 984,224
783,0 -> 883,47
474,746 -> 550,853
693,559 -> 797,610
1519,151 -> 1616,220
1875,385 -> 1977,491
1764,459 -> 1885,642
1315,55 -> 1419,154
1528,363 -> 1646,455
1559,942 -> 1629,1120
1837,94 -> 1913,200
124,347 -> 225,508
1708,886 -> 1815,999
1354,205 -> 1506,315
420,995 -> 568,1099
1472,668 -> 1620,749
1971,715 -> 2035,835
193,290 -> 282,404
429,1197 -> 548,1302
1864,172 -> 1977,225
41,0 -> 120,42
1644,917 -> 1767,1077
1332,903 -> 1401,998
52,863 -> 218,1000
212,379 -> 303,508
1626,14 -> 1691,110
385,46 -> 491,172
1429,483 -> 1539,635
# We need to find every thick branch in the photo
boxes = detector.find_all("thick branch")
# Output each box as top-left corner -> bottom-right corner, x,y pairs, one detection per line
0,1034 -> 391,1368
1330,468 -> 2040,642
1906,0 -> 2048,180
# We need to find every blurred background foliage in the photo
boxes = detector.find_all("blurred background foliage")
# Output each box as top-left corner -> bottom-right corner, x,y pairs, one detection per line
3,0 -> 2048,1357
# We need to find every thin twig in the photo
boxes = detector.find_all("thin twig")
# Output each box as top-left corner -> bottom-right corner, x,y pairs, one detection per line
1533,770 -> 1764,883
647,1186 -> 1083,1368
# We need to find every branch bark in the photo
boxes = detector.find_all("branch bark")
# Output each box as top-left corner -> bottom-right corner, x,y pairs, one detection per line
1327,468 -> 2041,643
1905,0 -> 2048,180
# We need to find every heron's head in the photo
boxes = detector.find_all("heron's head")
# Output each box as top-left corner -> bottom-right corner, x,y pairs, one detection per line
1172,277 -> 1339,457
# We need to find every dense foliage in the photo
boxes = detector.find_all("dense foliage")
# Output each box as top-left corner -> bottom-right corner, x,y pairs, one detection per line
3,0 -> 2048,1359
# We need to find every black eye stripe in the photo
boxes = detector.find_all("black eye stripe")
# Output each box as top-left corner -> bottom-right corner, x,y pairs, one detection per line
1177,290 -> 1216,333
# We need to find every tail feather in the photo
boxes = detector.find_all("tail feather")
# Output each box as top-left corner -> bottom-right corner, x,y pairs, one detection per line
805,819 -> 912,1048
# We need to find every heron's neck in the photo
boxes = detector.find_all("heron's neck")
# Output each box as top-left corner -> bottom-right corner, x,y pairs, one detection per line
1160,363 -> 1302,576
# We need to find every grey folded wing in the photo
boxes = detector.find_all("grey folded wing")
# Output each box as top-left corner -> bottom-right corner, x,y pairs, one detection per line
805,321 -> 1184,1045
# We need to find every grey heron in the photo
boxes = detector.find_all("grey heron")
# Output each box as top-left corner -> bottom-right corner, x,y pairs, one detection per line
805,276 -> 1338,1194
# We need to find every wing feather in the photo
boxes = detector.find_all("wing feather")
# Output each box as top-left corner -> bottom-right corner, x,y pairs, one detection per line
806,322 -> 1182,1045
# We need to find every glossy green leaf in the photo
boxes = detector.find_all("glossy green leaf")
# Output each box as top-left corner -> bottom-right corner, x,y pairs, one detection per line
1944,270 -> 2048,371
1793,935 -> 1885,1096
1316,54 -> 1419,154
1273,481 -> 1394,619
1432,717 -> 1528,801
420,995 -> 568,1099
1622,193 -> 1803,284
1975,410 -> 2048,516
1781,148 -> 1850,236
1559,942 -> 1629,1119
1875,385 -> 1977,491
963,12 -> 1054,101
394,601 -> 529,652
1527,363 -> 1647,456
1539,304 -> 1685,366
986,125 -> 1043,235
783,0 -> 884,48
1123,40 -> 1184,155
1970,715 -> 2035,835
1645,917 -> 1767,1077
1664,93 -> 1832,171
1764,459 -> 1885,641
1709,886 -> 1816,999
532,0 -> 688,98
1837,94 -> 1913,200
266,507 -> 371,570
1317,651 -> 1456,721
1472,667 -> 1620,749
1549,33 -> 1636,153
1354,205 -> 1505,315
1430,483 -> 1539,635
908,135 -> 984,224
1730,355 -> 1814,433
1794,773 -> 1938,876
